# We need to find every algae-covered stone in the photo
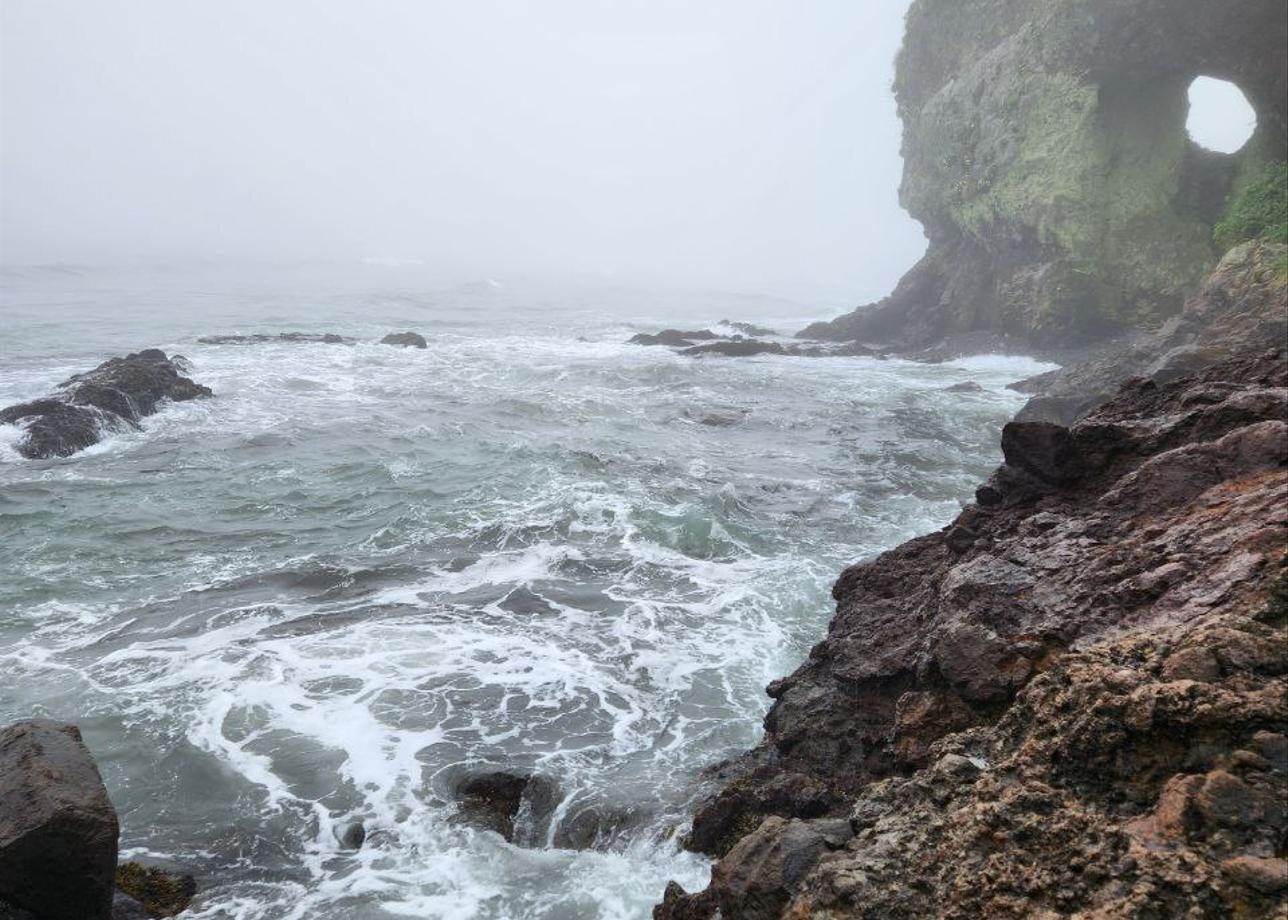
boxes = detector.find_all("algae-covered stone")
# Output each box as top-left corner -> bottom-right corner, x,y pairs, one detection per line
113,863 -> 195,918
807,0 -> 1288,348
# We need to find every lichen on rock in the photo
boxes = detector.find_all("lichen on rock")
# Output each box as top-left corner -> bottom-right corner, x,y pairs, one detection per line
804,0 -> 1288,349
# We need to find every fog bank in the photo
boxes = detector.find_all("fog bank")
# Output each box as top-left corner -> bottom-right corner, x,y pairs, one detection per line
2,1 -> 924,300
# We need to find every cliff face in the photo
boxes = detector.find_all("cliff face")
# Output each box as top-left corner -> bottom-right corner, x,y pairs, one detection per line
804,0 -> 1287,348
658,345 -> 1288,920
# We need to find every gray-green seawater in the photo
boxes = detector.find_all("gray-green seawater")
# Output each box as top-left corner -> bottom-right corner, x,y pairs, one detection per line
0,263 -> 1055,919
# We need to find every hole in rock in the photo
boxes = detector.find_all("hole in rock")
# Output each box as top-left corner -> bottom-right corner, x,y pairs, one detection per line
1186,77 -> 1257,153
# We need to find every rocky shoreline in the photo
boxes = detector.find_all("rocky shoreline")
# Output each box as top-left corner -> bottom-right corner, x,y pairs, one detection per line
656,341 -> 1287,918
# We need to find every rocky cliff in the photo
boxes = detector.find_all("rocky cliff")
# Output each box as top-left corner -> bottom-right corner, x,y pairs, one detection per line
803,0 -> 1287,349
658,344 -> 1287,920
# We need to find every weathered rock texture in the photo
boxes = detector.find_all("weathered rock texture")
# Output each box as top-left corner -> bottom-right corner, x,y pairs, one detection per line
0,721 -> 120,920
658,348 -> 1288,918
803,0 -> 1287,349
1013,240 -> 1288,424
0,350 -> 211,460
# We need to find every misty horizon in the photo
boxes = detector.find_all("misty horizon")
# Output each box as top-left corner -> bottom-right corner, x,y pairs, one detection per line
2,1 -> 931,303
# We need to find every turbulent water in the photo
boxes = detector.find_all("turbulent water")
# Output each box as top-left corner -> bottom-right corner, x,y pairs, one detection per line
0,263 -> 1055,920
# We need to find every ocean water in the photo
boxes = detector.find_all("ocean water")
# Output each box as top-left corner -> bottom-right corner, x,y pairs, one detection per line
0,263 -> 1055,919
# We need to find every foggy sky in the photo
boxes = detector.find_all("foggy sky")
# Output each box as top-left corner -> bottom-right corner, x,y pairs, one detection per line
4,1 -> 924,298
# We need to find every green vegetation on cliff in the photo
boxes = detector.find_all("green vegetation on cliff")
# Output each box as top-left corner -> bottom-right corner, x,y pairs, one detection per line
1215,162 -> 1288,251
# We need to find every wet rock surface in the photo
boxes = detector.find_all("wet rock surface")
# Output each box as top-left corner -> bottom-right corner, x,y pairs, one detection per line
628,326 -> 877,359
0,721 -> 120,920
379,331 -> 428,348
196,332 -> 351,345
0,350 -> 212,459
453,772 -> 562,845
658,348 -> 1288,918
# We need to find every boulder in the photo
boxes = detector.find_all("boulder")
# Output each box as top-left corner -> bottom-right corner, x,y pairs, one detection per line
453,772 -> 561,845
0,721 -> 119,920
0,351 -> 212,459
379,331 -> 428,349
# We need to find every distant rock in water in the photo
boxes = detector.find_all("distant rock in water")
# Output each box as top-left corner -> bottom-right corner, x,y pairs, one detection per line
719,320 -> 778,337
379,331 -> 428,348
0,350 -> 212,460
453,772 -> 561,845
681,340 -> 786,358
197,332 -> 350,345
0,721 -> 119,920
942,380 -> 984,393
629,329 -> 719,347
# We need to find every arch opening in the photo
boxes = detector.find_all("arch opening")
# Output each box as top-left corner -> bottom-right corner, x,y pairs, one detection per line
1186,77 -> 1257,154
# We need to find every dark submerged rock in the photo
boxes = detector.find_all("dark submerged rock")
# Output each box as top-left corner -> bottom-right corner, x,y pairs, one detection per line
680,340 -> 786,358
0,350 -> 212,460
0,721 -> 119,920
454,772 -> 561,844
942,380 -> 983,392
337,821 -> 366,850
379,331 -> 428,348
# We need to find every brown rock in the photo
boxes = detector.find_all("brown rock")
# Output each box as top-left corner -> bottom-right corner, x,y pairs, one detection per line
0,721 -> 119,920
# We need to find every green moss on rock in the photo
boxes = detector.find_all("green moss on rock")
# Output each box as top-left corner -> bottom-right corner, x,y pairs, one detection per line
1214,162 -> 1288,251
115,863 -> 196,918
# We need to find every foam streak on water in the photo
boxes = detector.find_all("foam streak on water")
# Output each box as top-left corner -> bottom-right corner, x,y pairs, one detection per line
0,265 -> 1056,919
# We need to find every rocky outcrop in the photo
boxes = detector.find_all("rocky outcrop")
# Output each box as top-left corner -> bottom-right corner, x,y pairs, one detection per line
0,350 -> 210,460
453,772 -> 562,845
1013,240 -> 1288,424
0,721 -> 119,920
379,331 -> 428,348
628,328 -> 876,359
658,348 -> 1288,918
196,332 -> 350,345
804,0 -> 1287,350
